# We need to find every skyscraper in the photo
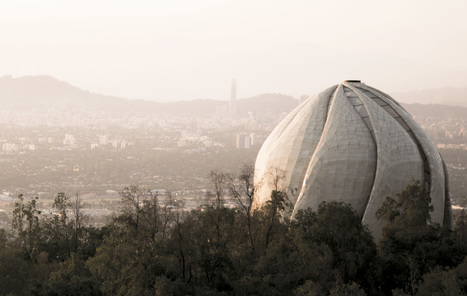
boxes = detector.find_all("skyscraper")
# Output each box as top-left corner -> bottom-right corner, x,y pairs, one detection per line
229,79 -> 236,118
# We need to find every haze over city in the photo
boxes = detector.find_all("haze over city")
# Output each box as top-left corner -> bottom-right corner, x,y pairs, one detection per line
4,1 -> 467,295
1,0 -> 467,101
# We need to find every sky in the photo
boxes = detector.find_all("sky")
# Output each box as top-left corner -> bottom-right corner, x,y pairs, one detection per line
1,0 -> 467,102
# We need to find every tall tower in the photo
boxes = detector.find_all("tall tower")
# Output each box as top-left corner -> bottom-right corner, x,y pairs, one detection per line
229,79 -> 237,118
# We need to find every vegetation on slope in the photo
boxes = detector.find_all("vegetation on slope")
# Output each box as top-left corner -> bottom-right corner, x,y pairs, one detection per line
1,172 -> 466,296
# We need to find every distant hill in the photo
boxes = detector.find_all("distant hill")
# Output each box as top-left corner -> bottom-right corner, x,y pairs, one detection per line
0,75 -> 298,117
0,75 -> 157,112
402,103 -> 467,120
391,87 -> 467,107
2,75 -> 467,120
237,93 -> 298,117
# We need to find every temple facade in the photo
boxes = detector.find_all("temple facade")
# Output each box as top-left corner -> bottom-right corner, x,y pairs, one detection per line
254,81 -> 451,237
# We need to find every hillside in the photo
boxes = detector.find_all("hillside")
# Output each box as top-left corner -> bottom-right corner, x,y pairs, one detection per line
0,75 -> 157,112
2,75 -> 467,120
402,103 -> 467,120
0,75 -> 298,117
391,87 -> 467,107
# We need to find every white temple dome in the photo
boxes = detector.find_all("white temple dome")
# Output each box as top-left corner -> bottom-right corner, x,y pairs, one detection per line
254,81 -> 451,237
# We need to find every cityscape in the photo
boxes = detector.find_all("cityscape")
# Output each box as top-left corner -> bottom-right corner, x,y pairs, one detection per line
2,1 -> 467,293
1,77 -> 467,230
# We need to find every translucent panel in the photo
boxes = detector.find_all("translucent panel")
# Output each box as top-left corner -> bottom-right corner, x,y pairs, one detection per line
424,161 -> 430,172
395,117 -> 410,131
365,86 -> 401,106
361,90 -> 377,99
362,117 -> 373,131
407,130 -> 418,143
421,151 -> 428,161
382,105 -> 400,118
357,108 -> 369,118
355,105 -> 365,112
372,98 -> 387,106
348,97 -> 360,105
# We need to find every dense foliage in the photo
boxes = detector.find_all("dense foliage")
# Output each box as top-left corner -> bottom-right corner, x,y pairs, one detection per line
1,177 -> 467,296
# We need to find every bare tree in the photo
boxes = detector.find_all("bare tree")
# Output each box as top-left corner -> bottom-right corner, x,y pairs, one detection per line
228,164 -> 256,252
70,193 -> 88,252
12,194 -> 41,255
119,185 -> 176,248
120,184 -> 149,231
207,170 -> 226,209
172,209 -> 194,281
264,167 -> 288,251
269,166 -> 286,191
159,192 -> 176,239
71,193 -> 87,232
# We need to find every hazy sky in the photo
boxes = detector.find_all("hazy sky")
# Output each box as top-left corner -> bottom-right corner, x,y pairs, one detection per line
1,0 -> 467,101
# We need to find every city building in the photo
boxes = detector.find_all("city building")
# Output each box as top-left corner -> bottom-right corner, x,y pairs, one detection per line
63,134 -> 75,145
2,143 -> 18,153
99,135 -> 108,146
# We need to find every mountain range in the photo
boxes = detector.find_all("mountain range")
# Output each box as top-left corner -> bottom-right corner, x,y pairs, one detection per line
392,87 -> 467,107
0,75 -> 297,117
1,75 -> 467,119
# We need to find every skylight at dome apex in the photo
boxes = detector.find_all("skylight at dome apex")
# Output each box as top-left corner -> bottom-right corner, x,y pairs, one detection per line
254,81 -> 452,237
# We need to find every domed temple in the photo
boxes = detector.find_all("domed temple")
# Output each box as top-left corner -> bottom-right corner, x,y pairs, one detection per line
254,80 -> 451,237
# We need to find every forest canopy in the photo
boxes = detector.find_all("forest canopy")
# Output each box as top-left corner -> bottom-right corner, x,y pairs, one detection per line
1,175 -> 467,296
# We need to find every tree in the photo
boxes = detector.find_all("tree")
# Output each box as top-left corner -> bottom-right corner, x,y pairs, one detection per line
228,164 -> 256,252
47,192 -> 72,260
88,185 -> 174,295
119,185 -> 148,232
256,167 -> 290,253
416,266 -> 461,296
376,181 -> 433,231
11,194 -> 42,260
329,282 -> 367,296
70,193 -> 88,253
207,170 -> 227,209
454,209 -> 467,243
170,210 -> 195,282
45,252 -> 102,296
268,167 -> 286,192
0,228 -> 31,295
262,189 -> 288,251
292,202 -> 378,294
376,181 -> 467,295
88,226 -> 158,295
